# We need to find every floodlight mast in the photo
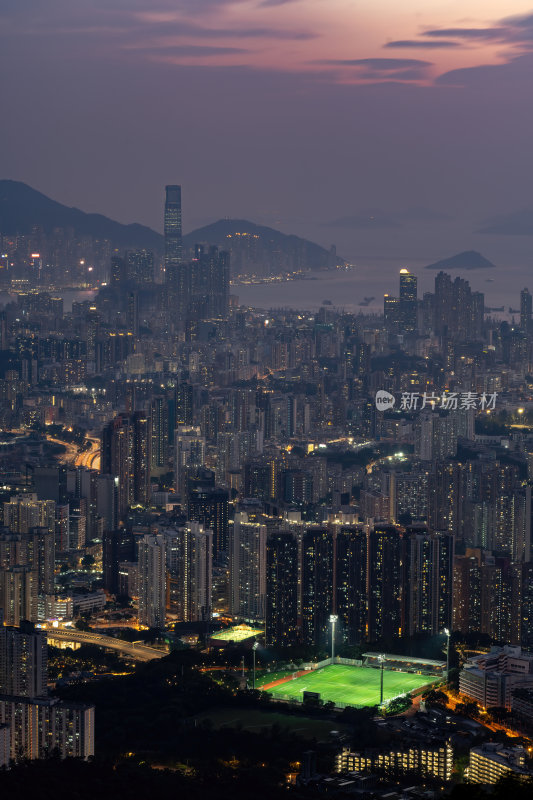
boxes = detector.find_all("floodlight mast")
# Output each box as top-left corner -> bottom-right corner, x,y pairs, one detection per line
252,641 -> 259,689
444,628 -> 451,683
329,615 -> 338,661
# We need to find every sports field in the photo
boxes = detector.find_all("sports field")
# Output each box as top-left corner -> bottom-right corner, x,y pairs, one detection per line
211,624 -> 263,643
264,664 -> 432,708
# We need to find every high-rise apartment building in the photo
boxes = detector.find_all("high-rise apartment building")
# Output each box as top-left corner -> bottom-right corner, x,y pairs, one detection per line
188,485 -> 229,556
334,526 -> 368,645
137,533 -> 166,628
101,411 -> 151,515
368,525 -> 404,641
0,621 -> 47,698
150,395 -> 169,475
301,528 -> 334,648
163,522 -> 212,622
229,512 -> 267,621
265,530 -> 299,647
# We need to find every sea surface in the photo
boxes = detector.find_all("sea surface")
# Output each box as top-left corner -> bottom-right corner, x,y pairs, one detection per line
234,258 -> 533,320
1,258 -> 531,320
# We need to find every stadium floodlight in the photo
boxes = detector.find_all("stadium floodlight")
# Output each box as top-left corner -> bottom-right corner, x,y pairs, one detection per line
329,615 -> 338,661
443,628 -> 451,682
378,654 -> 385,706
252,641 -> 259,689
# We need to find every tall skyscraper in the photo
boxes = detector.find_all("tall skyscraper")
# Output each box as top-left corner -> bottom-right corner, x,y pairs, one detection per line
265,530 -> 299,647
150,396 -> 169,475
101,411 -> 151,515
137,534 -> 166,628
334,526 -> 368,645
164,185 -> 186,316
163,522 -> 212,622
229,512 -> 267,621
368,526 -> 404,641
301,528 -> 334,648
521,288 -> 532,333
188,485 -> 229,556
399,268 -> 417,331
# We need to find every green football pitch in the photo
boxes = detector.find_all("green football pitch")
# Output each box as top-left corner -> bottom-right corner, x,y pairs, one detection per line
265,664 -> 433,708
211,625 -> 263,642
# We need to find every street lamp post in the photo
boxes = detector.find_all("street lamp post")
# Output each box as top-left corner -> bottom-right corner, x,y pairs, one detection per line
444,628 -> 451,683
329,615 -> 338,662
252,642 -> 259,690
379,654 -> 385,706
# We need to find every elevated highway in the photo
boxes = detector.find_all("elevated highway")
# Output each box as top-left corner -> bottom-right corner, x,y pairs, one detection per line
46,628 -> 167,662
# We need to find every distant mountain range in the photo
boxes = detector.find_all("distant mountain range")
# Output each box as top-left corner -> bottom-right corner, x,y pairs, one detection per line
424,250 -> 496,271
0,180 -> 343,274
0,180 -> 163,251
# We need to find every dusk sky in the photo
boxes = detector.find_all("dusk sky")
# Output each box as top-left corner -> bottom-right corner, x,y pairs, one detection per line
2,0 -> 533,263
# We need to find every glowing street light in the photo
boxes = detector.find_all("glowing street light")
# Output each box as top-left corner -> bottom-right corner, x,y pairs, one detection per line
329,614 -> 338,661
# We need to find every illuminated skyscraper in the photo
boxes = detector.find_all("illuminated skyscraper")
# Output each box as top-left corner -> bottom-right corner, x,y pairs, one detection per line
301,527 -> 334,648
334,526 -> 368,645
368,525 -> 403,641
150,396 -> 169,476
265,530 -> 299,647
229,512 -> 266,621
164,184 -> 187,317
399,268 -> 417,331
163,522 -> 213,622
521,288 -> 532,333
101,411 -> 151,515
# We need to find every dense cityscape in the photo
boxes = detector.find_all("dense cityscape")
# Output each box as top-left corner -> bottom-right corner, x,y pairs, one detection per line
1,181 -> 533,797
2,0 -> 533,798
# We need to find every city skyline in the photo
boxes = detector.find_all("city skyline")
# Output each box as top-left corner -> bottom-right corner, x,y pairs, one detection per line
1,2 -> 533,266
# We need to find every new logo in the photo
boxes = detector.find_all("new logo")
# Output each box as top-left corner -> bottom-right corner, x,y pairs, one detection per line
375,390 -> 395,411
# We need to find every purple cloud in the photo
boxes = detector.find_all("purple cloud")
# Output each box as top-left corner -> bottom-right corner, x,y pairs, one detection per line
385,39 -> 459,49
423,27 -> 507,40
315,57 -> 432,81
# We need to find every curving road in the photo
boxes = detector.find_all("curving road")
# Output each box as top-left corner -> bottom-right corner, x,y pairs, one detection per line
46,629 -> 167,661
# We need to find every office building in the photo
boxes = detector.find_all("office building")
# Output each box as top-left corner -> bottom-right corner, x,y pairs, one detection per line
164,185 -> 187,317
399,268 -> 417,331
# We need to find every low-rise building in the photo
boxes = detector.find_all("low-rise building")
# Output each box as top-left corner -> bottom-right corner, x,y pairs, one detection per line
459,645 -> 533,709
467,743 -> 532,784
336,739 -> 453,782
